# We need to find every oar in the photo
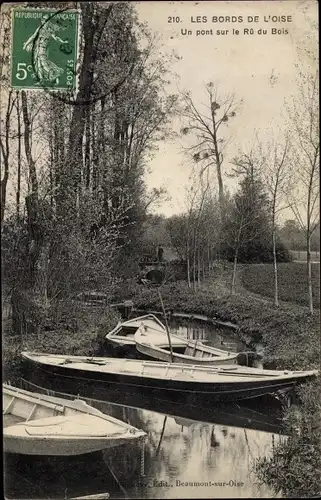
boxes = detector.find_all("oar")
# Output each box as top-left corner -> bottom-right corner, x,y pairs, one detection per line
158,289 -> 174,363
156,415 -> 168,456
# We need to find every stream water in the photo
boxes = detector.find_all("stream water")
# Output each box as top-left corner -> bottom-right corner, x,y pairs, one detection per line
168,316 -> 244,350
4,317 -> 282,499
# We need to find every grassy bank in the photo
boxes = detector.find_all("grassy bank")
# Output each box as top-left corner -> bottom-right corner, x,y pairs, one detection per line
241,262 -> 320,308
2,305 -> 120,385
119,281 -> 320,370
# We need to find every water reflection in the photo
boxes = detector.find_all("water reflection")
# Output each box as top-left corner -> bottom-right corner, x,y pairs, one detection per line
4,375 -> 284,499
168,317 -> 243,352
101,402 -> 279,499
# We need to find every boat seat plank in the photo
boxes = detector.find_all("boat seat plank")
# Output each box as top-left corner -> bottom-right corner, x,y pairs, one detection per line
71,494 -> 109,500
26,403 -> 37,422
3,396 -> 16,415
3,391 -> 67,419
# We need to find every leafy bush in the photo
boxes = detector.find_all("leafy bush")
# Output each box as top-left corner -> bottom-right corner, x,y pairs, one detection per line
3,306 -> 120,385
96,307 -> 121,342
254,379 -> 321,498
220,239 -> 292,263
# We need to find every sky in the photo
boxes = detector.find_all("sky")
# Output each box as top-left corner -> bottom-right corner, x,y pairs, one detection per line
135,0 -> 318,216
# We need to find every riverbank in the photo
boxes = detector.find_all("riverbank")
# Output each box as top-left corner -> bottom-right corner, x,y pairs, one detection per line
120,279 -> 320,498
2,305 -> 120,384
118,281 -> 320,370
123,281 -> 320,497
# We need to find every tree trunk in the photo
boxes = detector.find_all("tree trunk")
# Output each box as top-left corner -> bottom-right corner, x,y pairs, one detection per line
0,172 -> 8,225
197,245 -> 201,285
92,102 -> 99,193
231,246 -> 239,295
307,233 -> 314,314
49,112 -> 54,209
11,91 -> 50,337
0,90 -> 14,224
16,92 -> 22,217
84,106 -> 91,189
192,230 -> 197,291
21,92 -> 37,192
65,4 -> 113,208
202,253 -> 205,281
272,224 -> 279,308
186,240 -> 191,288
211,111 -> 225,220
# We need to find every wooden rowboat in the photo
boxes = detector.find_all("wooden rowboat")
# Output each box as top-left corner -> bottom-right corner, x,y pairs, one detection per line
21,351 -> 319,404
3,384 -> 146,456
105,314 -> 186,351
20,378 -> 285,434
134,324 -> 239,366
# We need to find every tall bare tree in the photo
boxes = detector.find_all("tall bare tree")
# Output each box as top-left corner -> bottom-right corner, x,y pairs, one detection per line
11,91 -> 50,337
0,90 -> 18,224
262,138 -> 291,308
287,69 -> 319,314
15,92 -> 22,218
180,83 -> 240,219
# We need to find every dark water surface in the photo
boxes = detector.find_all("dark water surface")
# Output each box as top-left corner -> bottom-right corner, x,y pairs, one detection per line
168,316 -> 245,351
4,318 -> 282,499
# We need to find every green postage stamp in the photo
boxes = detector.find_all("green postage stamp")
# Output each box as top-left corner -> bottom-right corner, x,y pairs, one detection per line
10,8 -> 79,91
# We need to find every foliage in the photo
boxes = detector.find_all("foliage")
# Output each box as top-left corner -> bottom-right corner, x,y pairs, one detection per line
241,263 -> 320,308
3,305 -> 120,384
221,234 -> 291,263
279,219 -> 320,251
96,307 -> 122,343
254,378 -> 321,498
221,166 -> 281,263
139,214 -> 171,256
1,216 -> 29,289
166,190 -> 223,286
1,1 -> 179,340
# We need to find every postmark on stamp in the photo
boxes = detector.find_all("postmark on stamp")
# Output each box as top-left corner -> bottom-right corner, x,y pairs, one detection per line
10,8 -> 79,91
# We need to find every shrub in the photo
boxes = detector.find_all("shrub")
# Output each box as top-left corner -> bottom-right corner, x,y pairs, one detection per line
2,306 -> 120,385
254,379 -> 321,498
220,239 -> 292,263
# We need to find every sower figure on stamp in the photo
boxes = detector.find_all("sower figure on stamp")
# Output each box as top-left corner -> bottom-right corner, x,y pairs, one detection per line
23,15 -> 69,85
